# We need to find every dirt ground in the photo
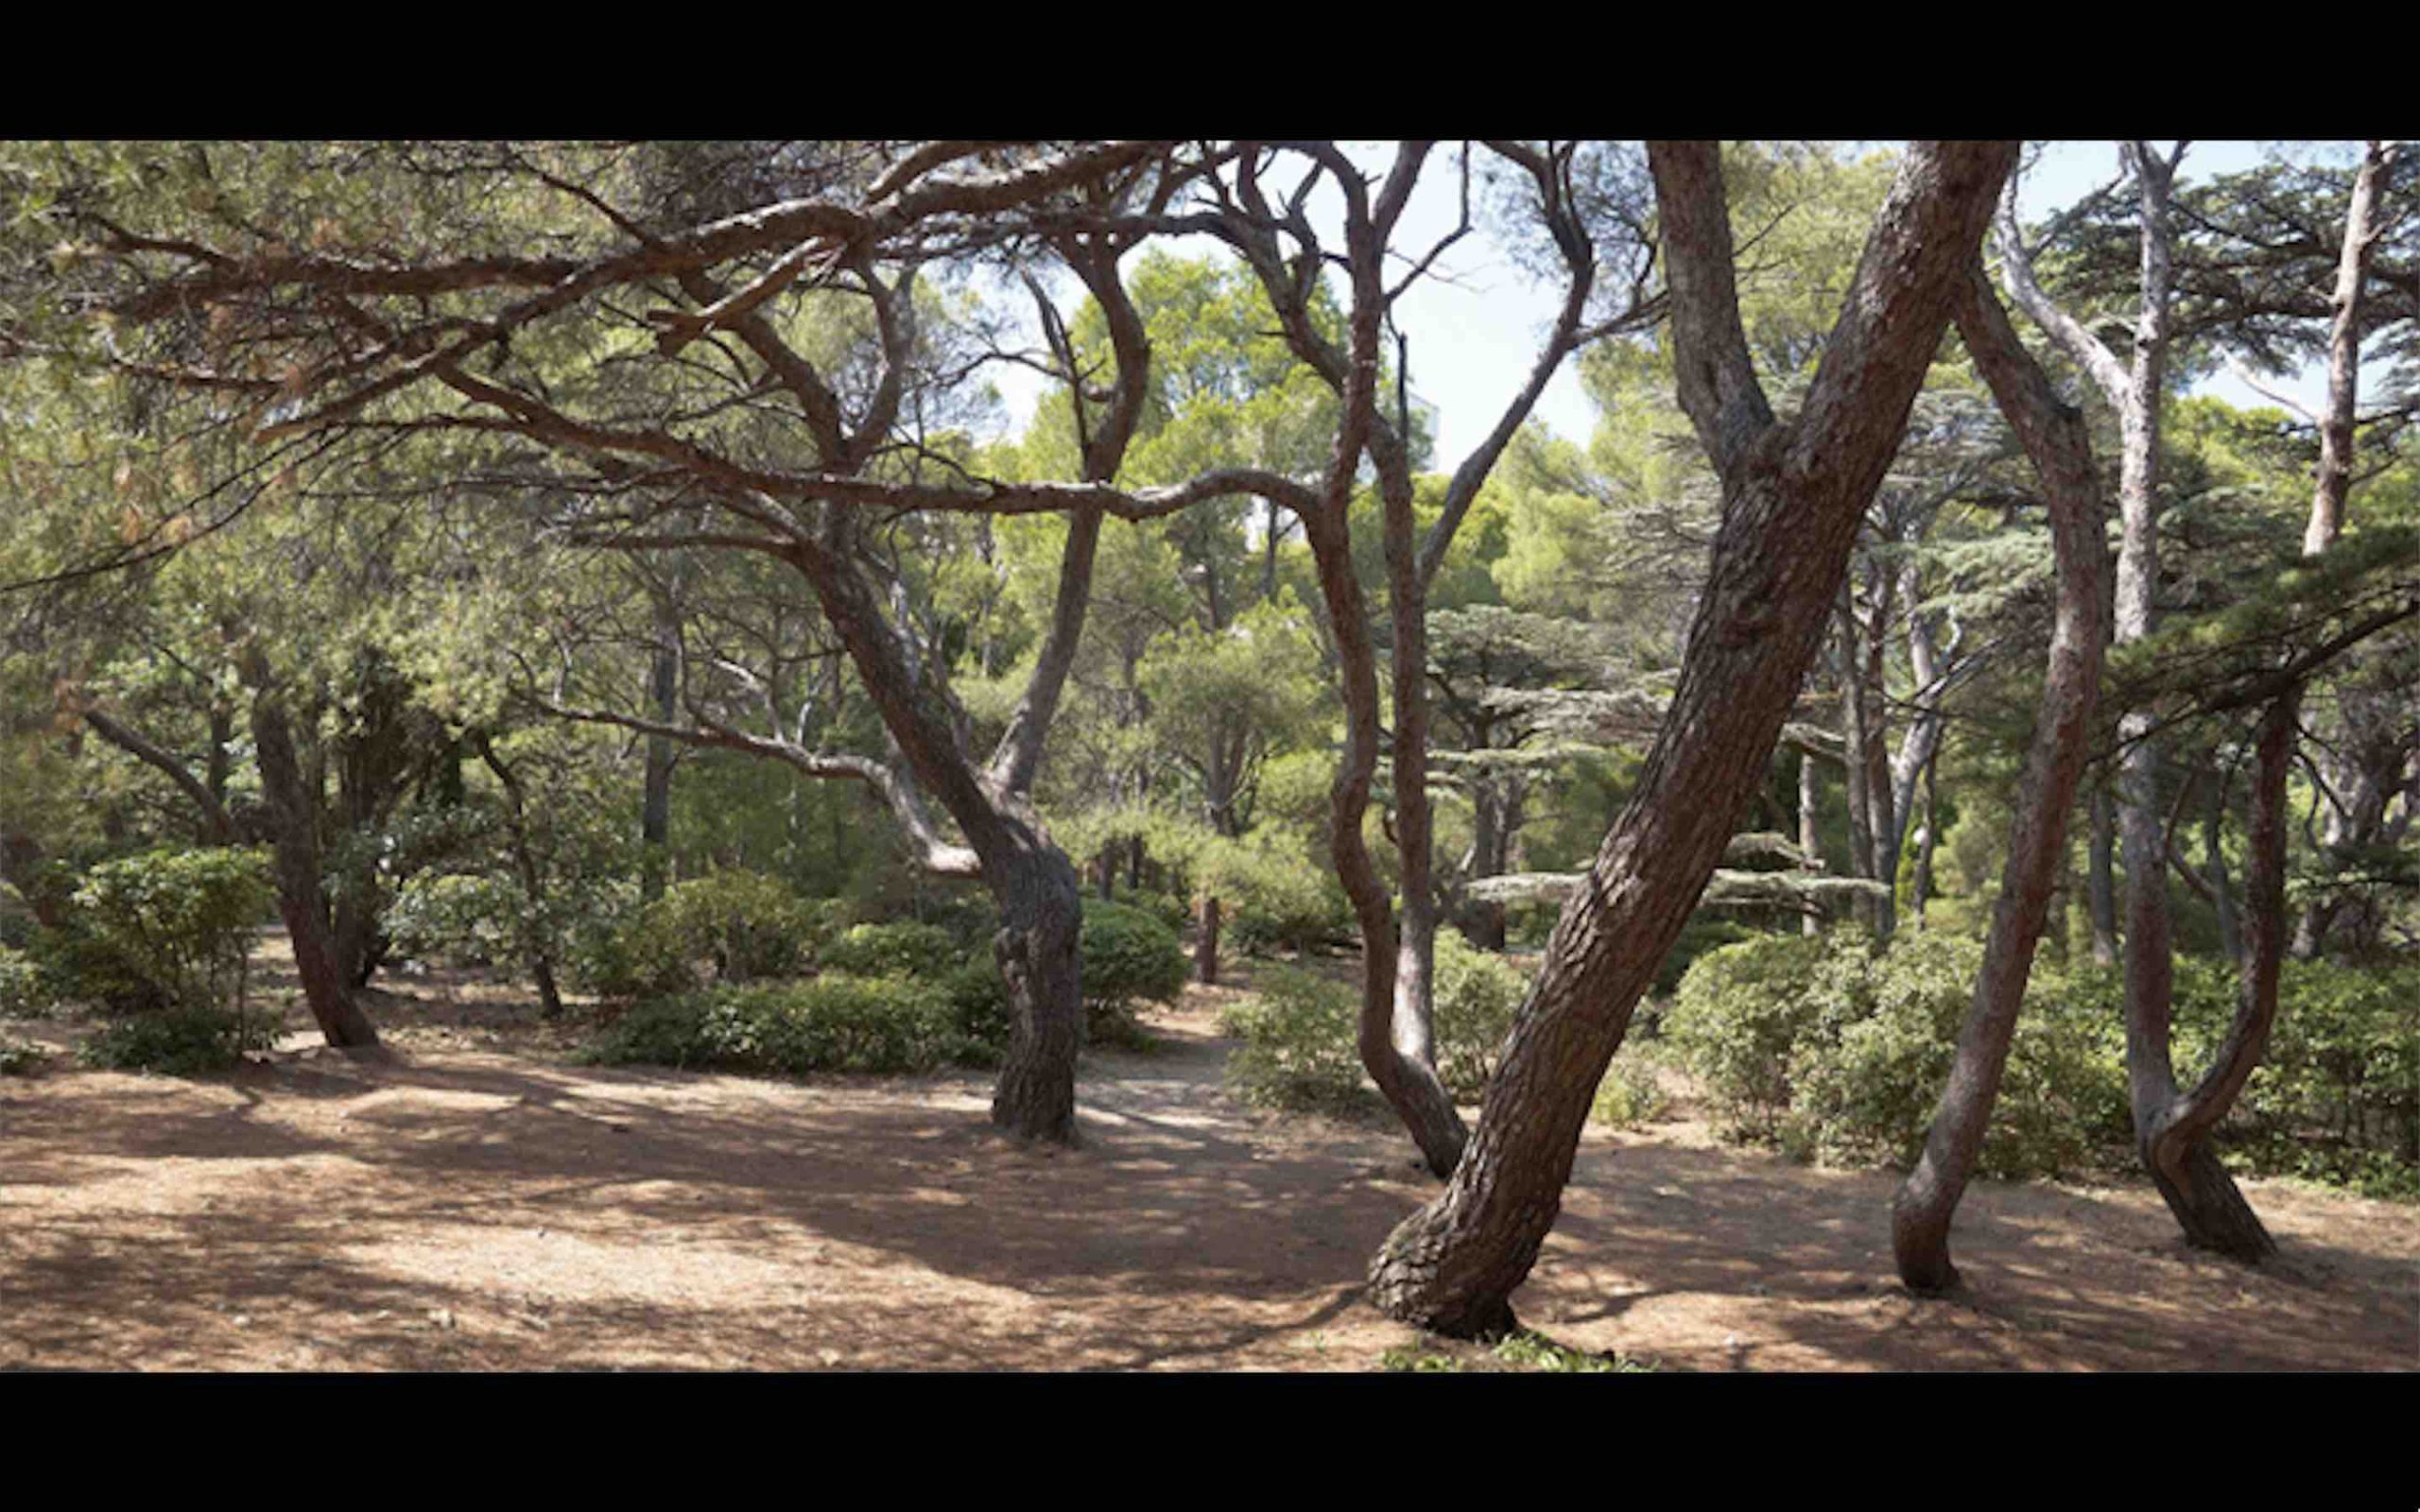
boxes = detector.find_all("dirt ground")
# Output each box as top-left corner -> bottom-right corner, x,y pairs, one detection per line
3,960 -> 2413,1372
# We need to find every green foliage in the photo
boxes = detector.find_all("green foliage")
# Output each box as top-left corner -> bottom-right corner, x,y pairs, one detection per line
820,920 -> 961,981
1080,899 -> 1187,1007
1431,932 -> 1527,1099
78,1005 -> 274,1074
1590,1053 -> 1670,1129
938,900 -> 1190,1053
385,870 -> 529,969
1663,933 -> 1840,1141
585,973 -> 973,1076
582,868 -> 837,999
52,846 -> 271,1015
0,944 -> 52,1018
1668,931 -> 2417,1194
1222,966 -> 1370,1112
1380,1332 -> 1655,1374
0,1033 -> 46,1075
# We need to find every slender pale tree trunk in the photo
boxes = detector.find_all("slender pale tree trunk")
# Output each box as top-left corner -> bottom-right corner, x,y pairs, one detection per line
1893,264 -> 2107,1291
1369,140 -> 2017,1334
2087,786 -> 2120,964
2138,141 -> 2396,1258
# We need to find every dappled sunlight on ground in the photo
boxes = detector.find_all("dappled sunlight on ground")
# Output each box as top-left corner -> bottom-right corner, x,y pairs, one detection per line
3,964 -> 2412,1371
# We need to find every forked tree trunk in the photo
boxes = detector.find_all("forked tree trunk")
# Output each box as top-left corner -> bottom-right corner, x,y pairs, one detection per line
1893,264 -> 2107,1292
1367,139 -> 2018,1334
1302,504 -> 1468,1177
2134,141 -> 2392,1260
250,687 -> 380,1050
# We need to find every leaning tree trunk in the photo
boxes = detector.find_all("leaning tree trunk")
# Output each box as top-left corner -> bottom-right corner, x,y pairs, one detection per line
1893,263 -> 2107,1292
1366,137 -> 2016,1336
2135,140 -> 2392,1260
1303,504 -> 1467,1177
785,532 -> 1087,1143
250,687 -> 380,1050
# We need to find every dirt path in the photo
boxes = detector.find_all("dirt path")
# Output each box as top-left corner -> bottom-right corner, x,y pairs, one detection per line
2,979 -> 2413,1371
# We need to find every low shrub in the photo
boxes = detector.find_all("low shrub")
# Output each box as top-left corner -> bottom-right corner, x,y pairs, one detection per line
939,900 -> 1190,1052
0,1034 -> 45,1075
51,847 -> 273,1017
1080,901 -> 1187,1045
1591,1053 -> 1670,1129
385,870 -> 528,969
585,972 -> 971,1075
580,869 -> 836,999
1222,966 -> 1369,1112
820,920 -> 961,981
0,944 -> 52,1019
1665,929 -> 2417,1194
1432,932 -> 1527,1099
78,1005 -> 274,1074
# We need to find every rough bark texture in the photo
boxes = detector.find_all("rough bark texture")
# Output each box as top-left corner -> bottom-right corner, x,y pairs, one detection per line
249,687 -> 380,1050
1999,143 -> 2283,1252
1367,140 -> 2018,1335
1893,263 -> 2107,1292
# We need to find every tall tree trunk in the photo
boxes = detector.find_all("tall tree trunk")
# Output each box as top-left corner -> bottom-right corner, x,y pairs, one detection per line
785,532 -> 1085,1143
1798,747 -> 1824,936
1911,747 -> 1941,924
1302,504 -> 1467,1177
641,588 -> 680,902
249,685 -> 379,1050
2204,766 -> 2242,969
2087,785 -> 2120,964
1367,139 -> 2017,1334
474,734 -> 565,1021
1195,894 -> 1220,985
2138,140 -> 2394,1260
1893,263 -> 2107,1291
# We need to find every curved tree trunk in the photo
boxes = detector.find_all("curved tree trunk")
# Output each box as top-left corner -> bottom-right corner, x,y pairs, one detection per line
1893,264 -> 2107,1292
1302,506 -> 1468,1177
1368,140 -> 2018,1335
250,686 -> 380,1050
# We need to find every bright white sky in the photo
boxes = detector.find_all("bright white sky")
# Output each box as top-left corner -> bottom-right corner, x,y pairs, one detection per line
983,142 -> 2372,463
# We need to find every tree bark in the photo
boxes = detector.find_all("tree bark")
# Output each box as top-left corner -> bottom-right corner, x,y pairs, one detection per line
474,734 -> 565,1021
1893,262 -> 2107,1292
1368,139 -> 2017,1335
2087,786 -> 2119,964
249,684 -> 380,1050
1195,893 -> 1220,985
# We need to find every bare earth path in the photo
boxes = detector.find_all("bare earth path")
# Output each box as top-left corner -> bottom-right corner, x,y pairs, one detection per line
3,973 -> 2413,1371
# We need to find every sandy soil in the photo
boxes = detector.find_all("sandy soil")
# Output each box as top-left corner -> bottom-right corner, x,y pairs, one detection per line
2,963 -> 2413,1372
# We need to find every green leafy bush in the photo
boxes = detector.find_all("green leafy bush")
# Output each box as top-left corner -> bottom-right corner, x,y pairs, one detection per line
820,920 -> 961,981
1665,931 -> 2417,1194
1662,933 -> 1840,1142
585,973 -> 969,1075
1222,938 -> 1537,1112
0,1034 -> 45,1075
54,847 -> 273,1016
385,871 -> 528,969
581,869 -> 836,999
1432,931 -> 1527,1099
1591,1054 -> 1670,1129
938,901 -> 1190,1052
1222,966 -> 1369,1112
78,1005 -> 274,1074
1080,901 -> 1187,1043
0,945 -> 52,1019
